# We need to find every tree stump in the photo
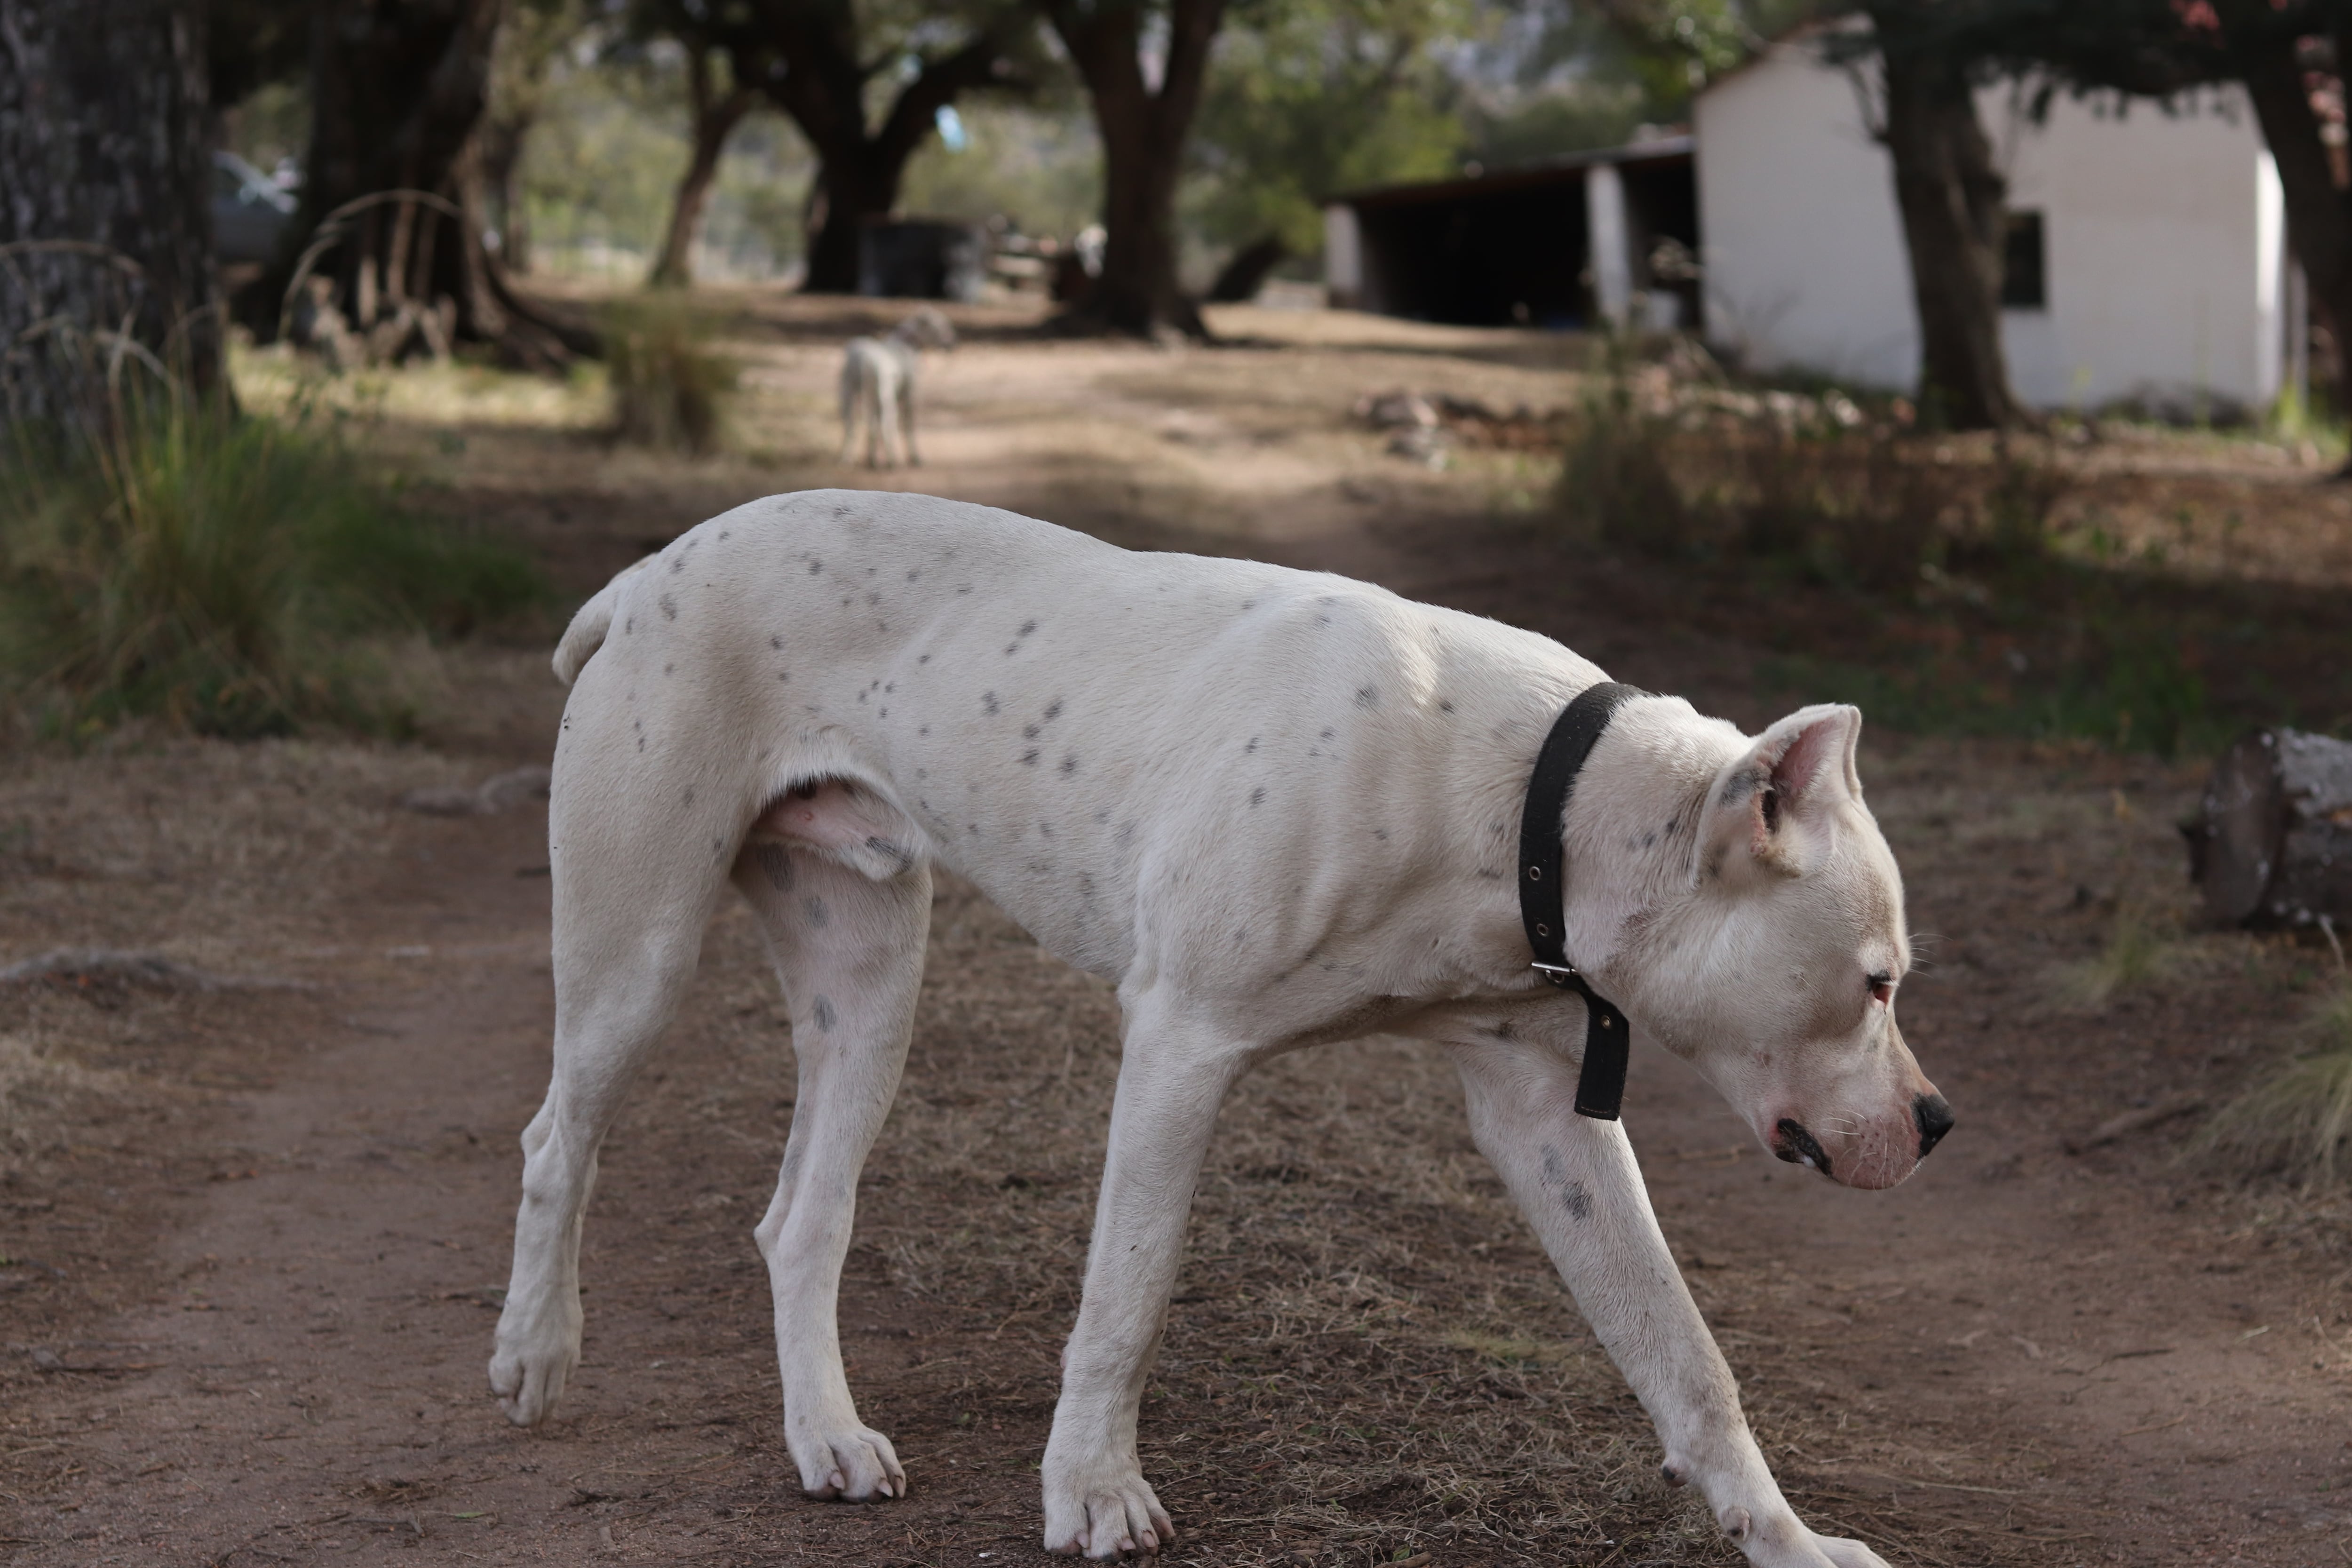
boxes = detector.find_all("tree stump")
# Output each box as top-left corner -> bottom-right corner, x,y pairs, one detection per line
2184,729 -> 2352,928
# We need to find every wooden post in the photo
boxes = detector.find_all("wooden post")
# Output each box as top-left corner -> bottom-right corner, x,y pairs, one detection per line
2184,729 -> 2352,929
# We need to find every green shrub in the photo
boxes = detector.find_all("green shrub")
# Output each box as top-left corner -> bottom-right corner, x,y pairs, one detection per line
0,401 -> 544,739
601,297 -> 738,455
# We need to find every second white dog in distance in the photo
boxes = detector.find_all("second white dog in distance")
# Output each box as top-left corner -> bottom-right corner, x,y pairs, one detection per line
838,307 -> 956,469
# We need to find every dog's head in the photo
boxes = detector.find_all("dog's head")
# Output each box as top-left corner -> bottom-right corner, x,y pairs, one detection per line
896,306 -> 957,350
1617,703 -> 1950,1191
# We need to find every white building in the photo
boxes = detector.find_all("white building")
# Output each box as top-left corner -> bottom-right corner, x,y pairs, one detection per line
1695,35 -> 2296,414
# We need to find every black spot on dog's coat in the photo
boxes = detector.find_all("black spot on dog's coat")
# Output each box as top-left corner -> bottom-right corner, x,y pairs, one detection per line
812,996 -> 836,1032
1355,686 -> 1379,709
1249,787 -> 1266,806
805,897 -> 829,928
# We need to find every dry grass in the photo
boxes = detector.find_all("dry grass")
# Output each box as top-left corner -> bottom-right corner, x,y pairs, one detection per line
2195,985 -> 2352,1187
2050,900 -> 2192,1011
603,296 -> 739,455
0,1032 -> 135,1161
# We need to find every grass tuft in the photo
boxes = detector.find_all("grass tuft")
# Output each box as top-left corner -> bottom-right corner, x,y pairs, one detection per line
0,399 -> 544,740
2052,901 -> 2185,1010
2194,986 -> 2352,1186
601,296 -> 738,455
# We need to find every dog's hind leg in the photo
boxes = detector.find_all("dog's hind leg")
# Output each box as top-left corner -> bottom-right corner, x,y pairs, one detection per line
489,719 -> 738,1430
733,845 -> 930,1502
1041,998 -> 1248,1558
838,370 -> 860,464
1447,1039 -> 1889,1568
899,375 -> 922,467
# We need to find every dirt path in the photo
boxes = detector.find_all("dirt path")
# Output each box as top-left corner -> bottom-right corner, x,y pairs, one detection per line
5,302 -> 2348,1565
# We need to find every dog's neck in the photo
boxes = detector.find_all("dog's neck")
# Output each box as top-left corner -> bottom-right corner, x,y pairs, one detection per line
1548,698 -> 1733,989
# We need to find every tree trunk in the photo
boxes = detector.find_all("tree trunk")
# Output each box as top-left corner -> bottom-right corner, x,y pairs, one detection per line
0,0 -> 222,427
651,53 -> 757,288
1873,18 -> 2026,430
2185,728 -> 2352,930
800,148 -> 902,294
474,111 -> 532,274
2236,24 -> 2352,443
742,5 -> 1029,297
253,0 -> 592,369
1046,0 -> 1228,338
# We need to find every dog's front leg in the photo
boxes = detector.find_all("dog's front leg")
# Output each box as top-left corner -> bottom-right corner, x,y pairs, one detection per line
1042,1006 -> 1246,1559
1449,1040 -> 1889,1568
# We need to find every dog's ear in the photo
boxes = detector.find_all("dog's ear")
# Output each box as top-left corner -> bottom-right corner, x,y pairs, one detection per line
1697,704 -> 1862,881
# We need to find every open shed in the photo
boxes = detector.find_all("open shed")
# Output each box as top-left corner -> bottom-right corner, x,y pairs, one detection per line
1324,139 -> 1697,331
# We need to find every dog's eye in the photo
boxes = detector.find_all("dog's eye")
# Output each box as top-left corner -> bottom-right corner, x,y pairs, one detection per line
1867,972 -> 1894,1005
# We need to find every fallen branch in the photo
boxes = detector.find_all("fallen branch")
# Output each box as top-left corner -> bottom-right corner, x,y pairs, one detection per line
0,949 -> 308,992
2062,1093 -> 2206,1154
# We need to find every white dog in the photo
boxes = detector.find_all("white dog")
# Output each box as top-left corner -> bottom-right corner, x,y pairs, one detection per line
493,491 -> 1951,1568
838,306 -> 955,468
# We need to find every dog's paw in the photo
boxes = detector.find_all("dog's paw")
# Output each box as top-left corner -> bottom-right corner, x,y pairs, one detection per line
1805,1534 -> 1889,1568
1042,1464 -> 1174,1559
1720,1505 -> 1890,1568
487,1339 -> 573,1428
488,1301 -> 580,1427
790,1421 -> 905,1502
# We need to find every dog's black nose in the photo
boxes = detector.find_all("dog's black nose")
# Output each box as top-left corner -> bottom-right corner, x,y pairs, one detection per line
1913,1093 -> 1955,1159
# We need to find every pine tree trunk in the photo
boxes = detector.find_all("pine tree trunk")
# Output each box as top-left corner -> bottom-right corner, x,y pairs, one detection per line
1876,24 -> 2025,430
0,0 -> 222,427
652,58 -> 757,289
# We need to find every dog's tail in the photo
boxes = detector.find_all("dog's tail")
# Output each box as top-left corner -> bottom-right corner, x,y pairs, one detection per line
552,555 -> 659,686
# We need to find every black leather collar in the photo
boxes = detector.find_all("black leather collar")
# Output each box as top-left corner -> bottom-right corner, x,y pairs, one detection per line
1518,681 -> 1647,1120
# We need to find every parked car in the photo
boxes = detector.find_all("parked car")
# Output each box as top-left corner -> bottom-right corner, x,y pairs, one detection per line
212,151 -> 296,265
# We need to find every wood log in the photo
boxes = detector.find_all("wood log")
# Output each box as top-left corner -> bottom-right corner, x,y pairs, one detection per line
2184,728 -> 2352,928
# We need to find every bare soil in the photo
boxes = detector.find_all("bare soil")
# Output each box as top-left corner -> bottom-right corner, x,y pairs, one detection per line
4,297 -> 2349,1567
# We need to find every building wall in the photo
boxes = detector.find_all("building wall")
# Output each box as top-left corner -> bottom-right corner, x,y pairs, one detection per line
1697,42 -> 2283,411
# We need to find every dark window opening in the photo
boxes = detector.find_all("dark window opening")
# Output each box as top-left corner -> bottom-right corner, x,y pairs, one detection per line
2002,210 -> 2047,310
